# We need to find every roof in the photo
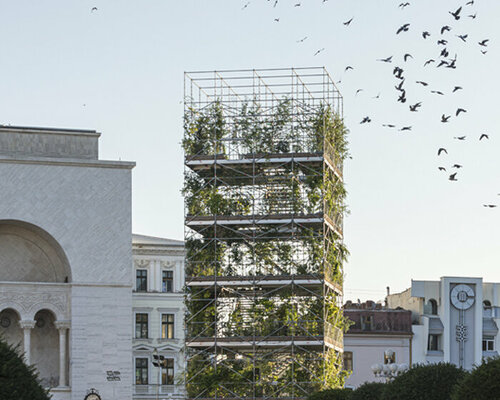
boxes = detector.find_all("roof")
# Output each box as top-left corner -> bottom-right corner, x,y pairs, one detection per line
0,125 -> 99,136
132,233 -> 184,247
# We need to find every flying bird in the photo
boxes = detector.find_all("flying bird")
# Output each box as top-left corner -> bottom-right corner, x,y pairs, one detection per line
345,66 -> 354,72
404,53 -> 413,62
466,0 -> 474,5
343,17 -> 354,26
242,2 -> 250,10
294,2 -> 301,6
422,31 -> 431,39
399,2 -> 410,8
483,204 -> 497,208
440,48 -> 449,58
449,6 -> 462,20
479,134 -> 489,140
377,56 -> 393,63
409,102 -> 422,112
468,13 -> 477,19
437,39 -> 448,46
481,50 -> 488,55
452,86 -> 463,93
274,18 -> 280,22
449,173 -> 458,181
397,91 -> 407,103
438,167 -> 446,171
437,60 -> 449,68
478,39 -> 489,47
314,48 -> 325,56
396,24 -> 410,34
395,80 -> 405,92
416,81 -> 428,86
431,90 -> 444,95
296,36 -> 308,43
438,148 -> 448,156
424,59 -> 435,66
91,6 -> 98,12
457,34 -> 468,42
383,124 -> 396,128
452,164 -> 463,169
400,126 -> 412,131
441,114 -> 451,123
360,117 -> 371,124
355,89 -> 364,95
441,26 -> 451,34
456,108 -> 467,116
454,136 -> 466,140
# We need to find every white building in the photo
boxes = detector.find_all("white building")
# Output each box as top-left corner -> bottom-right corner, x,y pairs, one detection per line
0,126 -> 135,400
343,301 -> 413,388
132,234 -> 185,400
388,276 -> 499,369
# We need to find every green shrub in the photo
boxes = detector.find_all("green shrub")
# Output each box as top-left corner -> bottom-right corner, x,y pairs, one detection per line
451,357 -> 500,400
350,382 -> 386,400
0,338 -> 50,400
307,388 -> 352,400
384,363 -> 465,400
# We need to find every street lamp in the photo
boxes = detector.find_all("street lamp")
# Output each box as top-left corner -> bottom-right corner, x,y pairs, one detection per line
371,349 -> 408,382
153,348 -> 169,400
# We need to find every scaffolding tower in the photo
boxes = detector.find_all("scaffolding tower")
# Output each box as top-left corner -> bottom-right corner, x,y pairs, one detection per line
183,67 -> 348,400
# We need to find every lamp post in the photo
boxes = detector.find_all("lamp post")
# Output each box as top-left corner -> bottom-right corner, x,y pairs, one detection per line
153,348 -> 169,400
371,349 -> 408,382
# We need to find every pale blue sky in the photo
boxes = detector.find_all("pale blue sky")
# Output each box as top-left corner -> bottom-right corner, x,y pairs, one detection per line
1,0 -> 498,301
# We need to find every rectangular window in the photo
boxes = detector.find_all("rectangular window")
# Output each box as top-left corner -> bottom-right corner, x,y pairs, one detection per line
135,313 -> 148,339
135,358 -> 148,384
162,271 -> 173,293
428,334 -> 440,351
161,358 -> 175,385
136,269 -> 148,292
483,336 -> 495,352
162,314 -> 175,339
361,315 -> 373,331
343,351 -> 353,371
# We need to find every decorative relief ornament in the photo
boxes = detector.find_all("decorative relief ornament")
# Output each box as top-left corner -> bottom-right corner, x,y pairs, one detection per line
135,259 -> 151,267
450,284 -> 475,310
455,324 -> 468,342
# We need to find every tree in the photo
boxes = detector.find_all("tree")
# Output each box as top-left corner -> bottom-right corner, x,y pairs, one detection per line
307,388 -> 352,400
0,338 -> 50,400
383,363 -> 465,400
350,382 -> 385,400
451,357 -> 500,400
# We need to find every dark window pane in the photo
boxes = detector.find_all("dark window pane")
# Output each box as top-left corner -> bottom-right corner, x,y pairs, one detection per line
162,271 -> 173,293
135,358 -> 148,384
136,269 -> 148,292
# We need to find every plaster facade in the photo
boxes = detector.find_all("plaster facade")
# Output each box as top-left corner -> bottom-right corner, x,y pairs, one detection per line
0,126 -> 135,400
388,276 -> 500,370
132,234 -> 186,400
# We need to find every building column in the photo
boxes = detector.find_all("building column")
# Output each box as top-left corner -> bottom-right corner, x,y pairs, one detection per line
19,320 -> 36,365
55,321 -> 71,388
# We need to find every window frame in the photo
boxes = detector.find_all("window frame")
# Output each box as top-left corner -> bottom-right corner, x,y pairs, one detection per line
135,357 -> 149,385
162,270 -> 174,293
483,336 -> 495,352
135,313 -> 149,339
427,333 -> 440,351
136,269 -> 148,292
161,358 -> 175,385
161,313 -> 175,339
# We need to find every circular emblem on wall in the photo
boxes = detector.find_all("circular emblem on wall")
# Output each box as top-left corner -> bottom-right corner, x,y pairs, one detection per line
84,388 -> 102,400
0,317 -> 11,328
450,284 -> 475,310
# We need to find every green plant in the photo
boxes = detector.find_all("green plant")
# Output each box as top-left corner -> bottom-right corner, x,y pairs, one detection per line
307,388 -> 353,400
384,363 -> 466,400
0,338 -> 51,400
350,382 -> 386,400
451,357 -> 500,400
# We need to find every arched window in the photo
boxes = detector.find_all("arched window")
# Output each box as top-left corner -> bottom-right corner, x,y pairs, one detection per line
428,299 -> 438,315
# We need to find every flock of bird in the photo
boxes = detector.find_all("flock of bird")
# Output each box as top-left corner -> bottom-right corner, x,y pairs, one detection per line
244,0 -> 497,208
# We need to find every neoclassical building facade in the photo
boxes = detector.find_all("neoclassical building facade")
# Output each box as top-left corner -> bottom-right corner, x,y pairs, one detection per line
0,126 -> 135,400
132,234 -> 185,400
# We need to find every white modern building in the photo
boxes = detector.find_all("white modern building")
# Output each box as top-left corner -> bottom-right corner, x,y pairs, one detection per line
0,126 -> 135,400
132,234 -> 185,400
387,276 -> 499,369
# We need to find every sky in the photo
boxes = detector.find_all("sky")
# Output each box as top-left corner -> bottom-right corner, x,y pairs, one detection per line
1,0 -> 499,302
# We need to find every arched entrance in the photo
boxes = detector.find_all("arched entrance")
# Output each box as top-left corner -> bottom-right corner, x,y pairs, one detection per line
0,220 -> 71,388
